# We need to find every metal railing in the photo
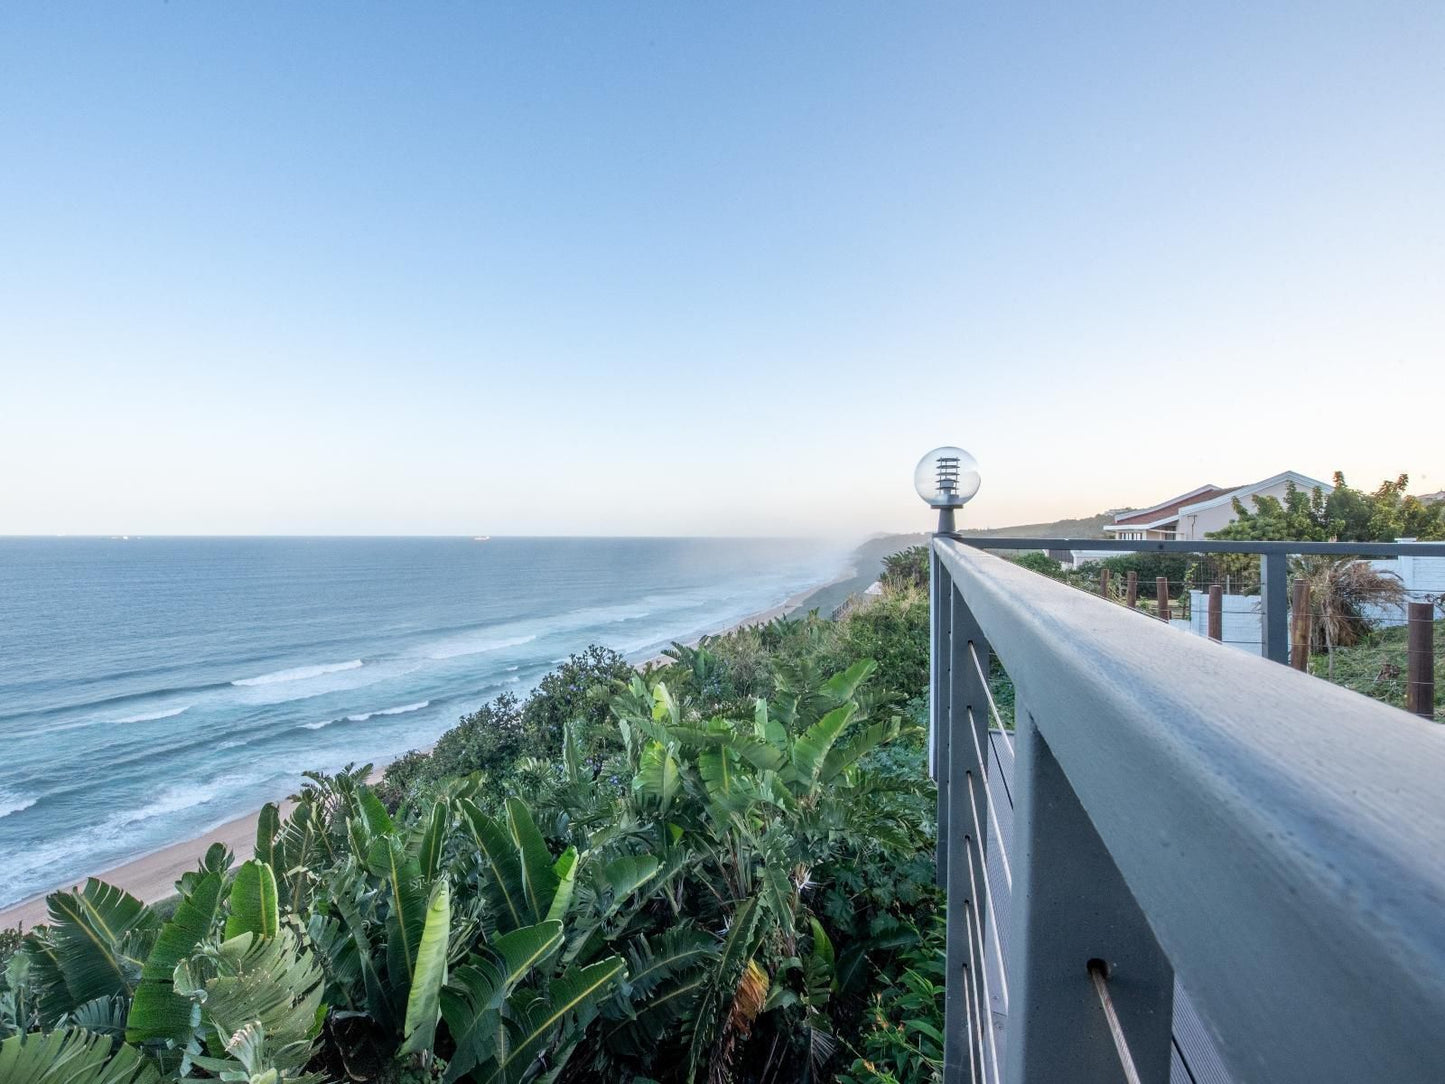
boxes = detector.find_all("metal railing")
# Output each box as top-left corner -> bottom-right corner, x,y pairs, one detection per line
930,536 -> 1445,1084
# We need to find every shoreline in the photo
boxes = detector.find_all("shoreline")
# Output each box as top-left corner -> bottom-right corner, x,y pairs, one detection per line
0,573 -> 859,932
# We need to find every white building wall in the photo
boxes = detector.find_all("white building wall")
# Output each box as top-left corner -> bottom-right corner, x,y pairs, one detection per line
1188,591 -> 1264,655
1177,478 -> 1316,540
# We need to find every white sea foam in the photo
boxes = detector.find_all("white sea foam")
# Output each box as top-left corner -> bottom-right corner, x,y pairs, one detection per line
233,660 -> 363,686
505,665 -> 520,672
302,700 -> 431,730
114,705 -> 190,724
0,793 -> 37,819
427,634 -> 535,661
348,700 -> 430,722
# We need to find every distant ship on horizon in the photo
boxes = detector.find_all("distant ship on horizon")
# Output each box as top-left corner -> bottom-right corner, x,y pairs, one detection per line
472,536 -> 490,542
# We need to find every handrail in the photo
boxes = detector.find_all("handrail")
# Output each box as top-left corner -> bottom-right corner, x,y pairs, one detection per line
946,535 -> 1445,556
933,537 -> 1445,1083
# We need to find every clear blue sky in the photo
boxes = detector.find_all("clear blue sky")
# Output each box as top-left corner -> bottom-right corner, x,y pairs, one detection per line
2,3 -> 1442,536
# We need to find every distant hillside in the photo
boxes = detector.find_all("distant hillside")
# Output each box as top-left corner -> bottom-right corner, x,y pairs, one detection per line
786,513 -> 1119,618
958,510 -> 1119,539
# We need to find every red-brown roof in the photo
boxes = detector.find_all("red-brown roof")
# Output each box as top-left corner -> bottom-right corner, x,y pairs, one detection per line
1113,486 -> 1235,527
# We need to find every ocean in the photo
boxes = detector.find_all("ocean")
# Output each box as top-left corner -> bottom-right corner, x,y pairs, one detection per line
0,537 -> 849,909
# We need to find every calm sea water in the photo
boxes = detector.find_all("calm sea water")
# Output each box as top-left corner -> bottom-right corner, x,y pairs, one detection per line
0,537 -> 848,908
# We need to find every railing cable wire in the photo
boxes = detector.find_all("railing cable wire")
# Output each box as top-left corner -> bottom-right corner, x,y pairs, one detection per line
964,850 -> 1004,1083
965,706 -> 1013,891
1088,959 -> 1144,1084
968,642 -> 1015,757
960,945 -> 979,1084
965,770 -> 1010,1012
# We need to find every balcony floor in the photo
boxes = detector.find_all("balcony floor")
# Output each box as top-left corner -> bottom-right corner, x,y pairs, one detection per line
981,729 -> 1234,1083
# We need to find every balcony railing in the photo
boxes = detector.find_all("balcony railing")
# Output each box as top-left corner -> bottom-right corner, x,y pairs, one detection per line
929,536 -> 1445,1083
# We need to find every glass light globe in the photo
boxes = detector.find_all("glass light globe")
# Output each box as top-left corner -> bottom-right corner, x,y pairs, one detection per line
914,446 -> 981,508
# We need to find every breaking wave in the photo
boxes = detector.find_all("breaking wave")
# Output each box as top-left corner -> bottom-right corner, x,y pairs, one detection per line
233,660 -> 363,687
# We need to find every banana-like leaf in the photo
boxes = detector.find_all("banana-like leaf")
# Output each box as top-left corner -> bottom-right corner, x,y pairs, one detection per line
790,703 -> 857,788
224,859 -> 280,941
46,880 -> 158,1010
544,848 -> 578,925
126,871 -> 223,1045
819,718 -> 900,785
650,682 -> 681,726
400,878 -> 450,1056
635,742 -> 681,813
697,748 -> 755,816
255,803 -> 281,870
357,788 -> 394,836
506,798 -> 558,924
598,855 -> 660,919
754,698 -> 786,749
0,1028 -> 160,1084
439,921 -> 564,1083
820,659 -> 877,703
330,877 -> 395,1031
418,800 -> 449,883
62,995 -> 128,1039
803,917 -> 835,1008
458,801 -> 528,934
367,836 -> 427,1000
475,956 -> 627,1084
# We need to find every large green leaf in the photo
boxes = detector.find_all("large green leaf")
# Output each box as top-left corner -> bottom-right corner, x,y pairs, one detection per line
439,921 -> 564,1084
366,835 -> 428,1001
224,859 -> 280,941
0,1028 -> 160,1084
255,802 -> 281,870
400,879 -> 450,1056
46,880 -> 157,1011
790,703 -> 857,788
820,718 -> 900,784
417,800 -> 450,883
820,659 -> 877,703
598,855 -> 660,919
506,798 -> 558,924
545,848 -> 578,925
635,742 -> 681,813
475,956 -> 627,1084
126,871 -> 223,1045
458,800 -> 528,934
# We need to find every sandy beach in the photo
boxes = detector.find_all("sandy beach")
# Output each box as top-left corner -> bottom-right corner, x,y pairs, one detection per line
0,573 -> 859,933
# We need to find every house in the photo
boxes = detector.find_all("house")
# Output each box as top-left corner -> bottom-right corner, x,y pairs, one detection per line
1103,470 -> 1334,543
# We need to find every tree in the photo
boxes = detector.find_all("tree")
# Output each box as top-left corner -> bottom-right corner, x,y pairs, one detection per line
879,548 -> 929,592
1209,473 -> 1445,542
521,645 -> 635,761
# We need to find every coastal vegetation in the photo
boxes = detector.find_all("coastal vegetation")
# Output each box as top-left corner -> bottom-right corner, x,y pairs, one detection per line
0,570 -> 943,1083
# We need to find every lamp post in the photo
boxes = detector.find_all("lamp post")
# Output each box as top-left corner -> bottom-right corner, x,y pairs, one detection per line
914,446 -> 981,535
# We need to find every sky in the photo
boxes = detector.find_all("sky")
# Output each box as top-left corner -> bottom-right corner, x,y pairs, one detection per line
1,2 -> 1442,537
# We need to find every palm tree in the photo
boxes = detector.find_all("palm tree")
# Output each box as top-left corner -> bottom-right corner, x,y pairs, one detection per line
1293,556 -> 1407,678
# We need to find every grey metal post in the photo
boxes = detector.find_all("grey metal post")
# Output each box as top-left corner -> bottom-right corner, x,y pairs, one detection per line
1260,551 -> 1289,664
932,544 -> 950,887
943,579 -> 993,1083
1004,696 -> 1174,1084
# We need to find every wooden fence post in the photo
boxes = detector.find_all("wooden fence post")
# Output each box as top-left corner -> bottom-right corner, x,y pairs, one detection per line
1291,580 -> 1311,671
1157,577 -> 1170,621
1100,567 -> 1111,600
1126,571 -> 1138,608
1407,602 -> 1435,719
1208,585 -> 1223,642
